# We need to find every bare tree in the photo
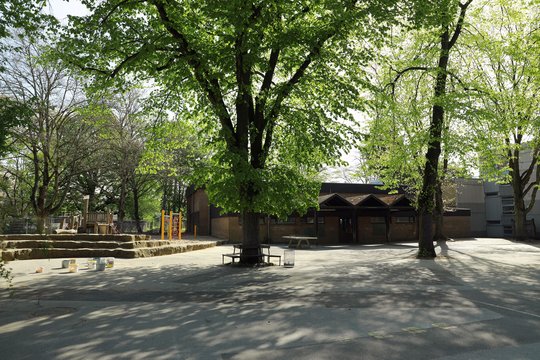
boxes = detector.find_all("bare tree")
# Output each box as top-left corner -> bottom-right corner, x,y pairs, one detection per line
0,37 -> 101,232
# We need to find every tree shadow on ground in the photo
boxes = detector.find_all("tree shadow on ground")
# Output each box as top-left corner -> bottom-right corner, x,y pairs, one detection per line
0,241 -> 539,359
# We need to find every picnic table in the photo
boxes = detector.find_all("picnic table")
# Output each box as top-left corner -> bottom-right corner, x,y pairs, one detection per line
222,244 -> 281,265
283,235 -> 317,249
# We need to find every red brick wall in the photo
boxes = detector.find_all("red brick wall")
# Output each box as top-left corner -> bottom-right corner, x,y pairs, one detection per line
317,216 -> 339,244
357,217 -> 387,244
390,222 -> 417,242
211,217 -> 230,240
192,189 -> 210,235
443,216 -> 470,238
210,214 -> 470,243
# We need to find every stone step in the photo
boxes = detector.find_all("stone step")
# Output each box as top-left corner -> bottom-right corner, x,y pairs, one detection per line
134,242 -> 218,257
2,239 -> 198,251
1,248 -> 138,261
1,239 -> 225,261
2,240 -> 136,250
133,240 -> 188,248
0,234 -> 150,242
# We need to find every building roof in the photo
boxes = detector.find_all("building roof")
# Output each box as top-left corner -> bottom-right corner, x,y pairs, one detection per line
319,192 -> 414,209
318,193 -> 353,207
320,183 -> 408,195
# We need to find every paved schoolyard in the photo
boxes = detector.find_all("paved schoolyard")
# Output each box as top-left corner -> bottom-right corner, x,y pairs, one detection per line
1,238 -> 539,359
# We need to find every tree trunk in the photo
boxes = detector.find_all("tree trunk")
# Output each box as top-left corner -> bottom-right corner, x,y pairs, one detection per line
35,182 -> 49,234
416,31 -> 448,258
416,1 -> 471,258
513,187 -> 527,241
36,212 -> 47,234
508,145 -> 534,241
238,171 -> 262,264
417,102 -> 444,258
513,206 -> 527,240
118,179 -> 127,233
131,177 -> 143,234
433,176 -> 447,241
240,210 -> 262,264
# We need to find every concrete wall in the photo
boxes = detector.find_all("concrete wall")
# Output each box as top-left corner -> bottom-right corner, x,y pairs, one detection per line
456,179 -> 486,236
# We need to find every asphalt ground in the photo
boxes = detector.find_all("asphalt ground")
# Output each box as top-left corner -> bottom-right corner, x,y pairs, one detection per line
1,238 -> 539,359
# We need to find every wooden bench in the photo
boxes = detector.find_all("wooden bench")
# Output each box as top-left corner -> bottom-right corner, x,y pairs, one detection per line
265,254 -> 281,266
283,235 -> 317,249
222,244 -> 281,265
222,253 -> 241,264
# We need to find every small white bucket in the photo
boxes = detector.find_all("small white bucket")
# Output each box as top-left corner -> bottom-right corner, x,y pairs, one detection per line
284,249 -> 295,268
87,259 -> 96,270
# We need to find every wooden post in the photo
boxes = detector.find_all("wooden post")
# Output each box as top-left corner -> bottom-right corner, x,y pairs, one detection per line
194,224 -> 197,240
179,212 -> 182,240
82,195 -> 90,231
161,209 -> 165,240
169,210 -> 173,240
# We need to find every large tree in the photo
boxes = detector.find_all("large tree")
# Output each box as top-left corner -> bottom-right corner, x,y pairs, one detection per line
140,114 -> 206,216
0,1 -> 54,42
0,38 -> 102,232
58,0 -> 408,262
412,0 -> 472,257
103,91 -> 149,233
360,0 -> 474,256
467,0 -> 540,240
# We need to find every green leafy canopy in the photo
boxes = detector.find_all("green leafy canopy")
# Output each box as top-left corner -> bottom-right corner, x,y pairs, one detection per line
56,0 -> 413,218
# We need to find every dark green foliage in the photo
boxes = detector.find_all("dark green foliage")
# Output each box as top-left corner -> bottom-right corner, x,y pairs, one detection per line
0,98 -> 31,155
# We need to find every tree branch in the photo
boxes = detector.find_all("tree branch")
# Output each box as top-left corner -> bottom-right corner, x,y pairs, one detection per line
525,164 -> 540,213
448,0 -> 473,49
521,145 -> 539,185
254,48 -> 279,132
100,0 -> 145,25
152,0 -> 235,146
386,66 -> 431,95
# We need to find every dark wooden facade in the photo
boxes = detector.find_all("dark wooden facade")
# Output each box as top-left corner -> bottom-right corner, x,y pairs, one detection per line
186,183 -> 471,244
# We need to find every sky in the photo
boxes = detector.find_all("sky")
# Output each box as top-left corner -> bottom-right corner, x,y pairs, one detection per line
46,0 -> 89,22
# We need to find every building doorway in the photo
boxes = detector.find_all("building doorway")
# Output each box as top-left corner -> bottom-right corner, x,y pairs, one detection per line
339,216 -> 353,243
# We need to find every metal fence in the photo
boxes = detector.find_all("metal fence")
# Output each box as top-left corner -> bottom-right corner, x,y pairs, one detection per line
1,216 -> 147,235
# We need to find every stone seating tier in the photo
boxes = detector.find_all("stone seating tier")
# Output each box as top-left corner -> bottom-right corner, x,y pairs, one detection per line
0,234 -> 223,261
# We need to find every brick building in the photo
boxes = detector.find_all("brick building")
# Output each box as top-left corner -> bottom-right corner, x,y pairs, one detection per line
186,183 -> 471,244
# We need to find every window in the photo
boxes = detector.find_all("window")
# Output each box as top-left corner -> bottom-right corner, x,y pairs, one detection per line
317,216 -> 325,224
502,197 -> 514,215
395,216 -> 415,224
370,217 -> 385,224
306,217 -> 315,224
503,225 -> 513,236
276,216 -> 296,225
240,216 -> 267,225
